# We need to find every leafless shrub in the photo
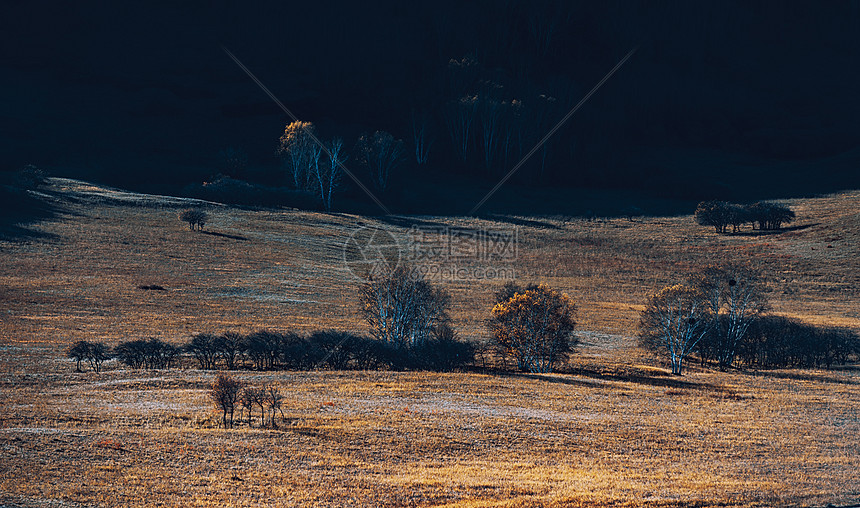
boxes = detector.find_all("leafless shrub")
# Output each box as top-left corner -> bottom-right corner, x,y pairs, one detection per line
359,265 -> 450,350
262,383 -> 285,428
179,209 -> 208,230
66,340 -> 110,373
185,333 -> 219,370
639,284 -> 710,375
210,373 -> 243,429
690,264 -> 767,370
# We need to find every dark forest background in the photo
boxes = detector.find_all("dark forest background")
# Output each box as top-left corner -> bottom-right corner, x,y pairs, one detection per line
3,1 -> 860,215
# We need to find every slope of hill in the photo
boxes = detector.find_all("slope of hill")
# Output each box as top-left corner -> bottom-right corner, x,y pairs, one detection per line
0,179 -> 858,507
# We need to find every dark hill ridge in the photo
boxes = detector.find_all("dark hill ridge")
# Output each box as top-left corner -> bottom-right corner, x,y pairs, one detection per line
3,1 -> 860,211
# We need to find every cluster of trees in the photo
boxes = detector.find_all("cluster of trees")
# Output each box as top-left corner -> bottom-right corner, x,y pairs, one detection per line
695,201 -> 795,234
734,316 -> 859,369
185,328 -> 473,373
178,209 -> 209,230
277,121 -> 404,211
67,327 -> 474,374
67,340 -> 111,373
209,373 -> 286,429
640,263 -> 859,375
358,266 -> 579,374
68,262 -> 856,381
68,338 -> 180,372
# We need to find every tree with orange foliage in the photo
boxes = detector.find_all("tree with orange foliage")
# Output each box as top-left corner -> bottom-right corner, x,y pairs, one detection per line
488,283 -> 576,373
277,121 -> 317,190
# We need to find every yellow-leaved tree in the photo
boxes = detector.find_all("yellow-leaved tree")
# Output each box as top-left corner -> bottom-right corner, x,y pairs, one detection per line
488,283 -> 576,373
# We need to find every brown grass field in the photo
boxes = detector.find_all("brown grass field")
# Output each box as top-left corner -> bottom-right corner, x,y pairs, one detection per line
0,178 -> 858,507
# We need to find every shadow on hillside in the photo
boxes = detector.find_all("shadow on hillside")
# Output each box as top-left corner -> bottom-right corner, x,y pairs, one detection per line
373,215 -> 450,230
569,366 -> 730,392
481,366 -> 731,392
492,370 -> 602,388
728,223 -> 819,237
200,230 -> 249,241
0,186 -> 61,242
483,214 -> 560,230
745,369 -> 856,385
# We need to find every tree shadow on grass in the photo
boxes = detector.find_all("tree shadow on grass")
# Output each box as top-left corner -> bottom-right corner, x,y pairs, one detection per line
564,365 -> 743,394
0,186 -> 62,242
489,370 -> 603,388
479,365 -> 730,392
482,214 -> 560,230
745,369 -> 856,385
199,230 -> 249,241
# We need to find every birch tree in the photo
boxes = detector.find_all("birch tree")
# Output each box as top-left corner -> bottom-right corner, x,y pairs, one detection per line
690,264 -> 767,370
357,131 -> 404,193
445,95 -> 478,162
639,284 -> 711,375
314,137 -> 345,211
359,265 -> 450,349
278,121 -> 316,190
479,96 -> 503,172
412,111 -> 432,165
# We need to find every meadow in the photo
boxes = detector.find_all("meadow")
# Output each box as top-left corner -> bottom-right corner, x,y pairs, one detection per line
0,178 -> 858,507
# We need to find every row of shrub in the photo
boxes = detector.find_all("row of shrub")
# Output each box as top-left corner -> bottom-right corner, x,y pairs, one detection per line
695,315 -> 860,370
733,316 -> 859,369
67,328 -> 475,373
695,200 -> 795,233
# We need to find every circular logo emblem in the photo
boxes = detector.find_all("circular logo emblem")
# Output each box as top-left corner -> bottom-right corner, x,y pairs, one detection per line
342,226 -> 401,281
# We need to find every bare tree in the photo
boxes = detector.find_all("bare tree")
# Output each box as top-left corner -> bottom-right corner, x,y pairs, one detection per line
639,284 -> 711,375
313,137 -> 345,211
86,342 -> 111,373
411,111 -> 432,165
215,332 -> 245,370
179,209 -> 208,231
359,265 -> 450,350
445,95 -> 478,162
67,340 -> 110,373
479,95 -> 503,172
278,121 -> 316,190
239,385 -> 269,427
747,202 -> 795,230
357,131 -> 404,193
262,384 -> 285,428
689,264 -> 767,370
210,373 -> 243,429
186,333 -> 219,370
695,201 -> 732,233
67,341 -> 90,372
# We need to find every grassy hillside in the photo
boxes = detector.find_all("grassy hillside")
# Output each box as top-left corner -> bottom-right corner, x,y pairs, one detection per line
0,179 -> 858,507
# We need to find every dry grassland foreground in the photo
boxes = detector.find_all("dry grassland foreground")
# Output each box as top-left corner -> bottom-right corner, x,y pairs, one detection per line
0,179 -> 858,507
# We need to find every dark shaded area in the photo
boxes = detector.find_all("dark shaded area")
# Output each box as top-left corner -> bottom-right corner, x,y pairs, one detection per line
137,284 -> 167,291
0,179 -> 60,241
483,215 -> 560,230
745,370 -> 856,386
2,2 -> 860,215
569,366 -> 732,392
199,230 -> 249,241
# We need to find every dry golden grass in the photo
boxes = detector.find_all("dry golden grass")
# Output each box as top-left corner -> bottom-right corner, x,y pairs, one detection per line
0,178 -> 858,507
